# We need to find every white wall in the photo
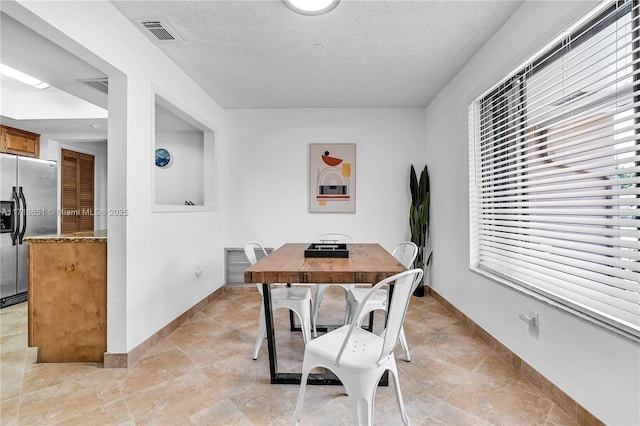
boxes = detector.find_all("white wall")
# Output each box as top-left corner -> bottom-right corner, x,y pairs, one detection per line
224,108 -> 425,252
7,1 -> 227,354
154,131 -> 204,206
424,1 -> 639,424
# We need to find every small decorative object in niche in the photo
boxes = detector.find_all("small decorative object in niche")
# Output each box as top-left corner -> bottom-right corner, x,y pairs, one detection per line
155,148 -> 171,168
309,143 -> 355,213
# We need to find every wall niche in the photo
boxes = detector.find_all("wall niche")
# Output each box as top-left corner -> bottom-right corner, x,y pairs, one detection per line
153,93 -> 216,211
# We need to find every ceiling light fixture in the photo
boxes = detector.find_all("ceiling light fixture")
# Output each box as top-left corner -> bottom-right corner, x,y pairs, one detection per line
0,63 -> 50,89
282,0 -> 340,16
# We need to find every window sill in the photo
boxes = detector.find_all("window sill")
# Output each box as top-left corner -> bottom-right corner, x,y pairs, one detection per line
469,265 -> 640,343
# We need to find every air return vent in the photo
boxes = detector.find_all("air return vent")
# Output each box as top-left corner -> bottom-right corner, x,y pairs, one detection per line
224,247 -> 272,285
79,78 -> 108,94
136,19 -> 183,42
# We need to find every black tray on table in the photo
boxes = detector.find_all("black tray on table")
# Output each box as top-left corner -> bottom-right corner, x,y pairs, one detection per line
304,243 -> 349,258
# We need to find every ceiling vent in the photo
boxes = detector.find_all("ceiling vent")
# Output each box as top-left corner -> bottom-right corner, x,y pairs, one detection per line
136,19 -> 183,42
79,78 -> 109,94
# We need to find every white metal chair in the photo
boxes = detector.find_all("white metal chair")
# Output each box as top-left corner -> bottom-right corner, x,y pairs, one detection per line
244,242 -> 315,360
346,242 -> 418,361
293,268 -> 424,426
311,233 -> 355,335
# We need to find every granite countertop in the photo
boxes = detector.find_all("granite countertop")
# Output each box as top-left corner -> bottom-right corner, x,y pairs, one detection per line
24,229 -> 107,243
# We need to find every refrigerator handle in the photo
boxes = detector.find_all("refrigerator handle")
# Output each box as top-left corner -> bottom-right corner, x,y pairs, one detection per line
18,187 -> 27,244
11,187 -> 20,246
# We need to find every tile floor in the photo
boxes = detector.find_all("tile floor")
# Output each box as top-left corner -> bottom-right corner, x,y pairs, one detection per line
1,287 -> 578,425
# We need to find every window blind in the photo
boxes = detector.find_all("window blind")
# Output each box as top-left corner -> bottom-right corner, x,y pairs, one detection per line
469,0 -> 639,338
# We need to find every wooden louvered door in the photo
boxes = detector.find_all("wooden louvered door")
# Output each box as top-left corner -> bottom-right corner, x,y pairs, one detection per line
61,149 -> 94,233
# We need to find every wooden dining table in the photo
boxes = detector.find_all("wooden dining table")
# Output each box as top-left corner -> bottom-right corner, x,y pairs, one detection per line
244,242 -> 407,385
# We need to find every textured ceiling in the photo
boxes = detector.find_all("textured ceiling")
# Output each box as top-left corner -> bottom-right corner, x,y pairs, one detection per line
111,0 -> 523,108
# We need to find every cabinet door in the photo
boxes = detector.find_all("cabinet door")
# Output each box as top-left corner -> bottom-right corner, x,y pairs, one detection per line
28,241 -> 107,362
1,125 -> 40,158
61,149 -> 95,233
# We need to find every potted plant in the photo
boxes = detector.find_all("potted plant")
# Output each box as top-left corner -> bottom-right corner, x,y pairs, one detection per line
409,164 -> 432,296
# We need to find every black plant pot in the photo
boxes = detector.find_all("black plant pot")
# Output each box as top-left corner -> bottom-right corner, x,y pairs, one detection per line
412,285 -> 425,297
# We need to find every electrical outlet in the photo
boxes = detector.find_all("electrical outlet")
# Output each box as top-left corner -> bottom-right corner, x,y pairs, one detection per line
195,265 -> 203,278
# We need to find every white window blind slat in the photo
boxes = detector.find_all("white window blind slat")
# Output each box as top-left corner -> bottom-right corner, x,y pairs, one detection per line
479,219 -> 639,238
479,46 -> 640,150
526,34 -> 638,107
469,0 -> 640,339
478,62 -> 639,143
524,52 -> 639,120
480,59 -> 638,139
487,104 -> 640,152
481,193 -> 640,207
480,207 -> 635,217
480,229 -> 639,253
478,248 -> 639,303
480,152 -> 640,191
479,171 -> 640,196
480,116 -> 640,167
483,235 -> 640,285
480,137 -> 640,181
479,213 -> 638,228
480,226 -> 640,251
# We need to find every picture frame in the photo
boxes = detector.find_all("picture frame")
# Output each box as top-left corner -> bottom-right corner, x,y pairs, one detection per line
309,143 -> 356,213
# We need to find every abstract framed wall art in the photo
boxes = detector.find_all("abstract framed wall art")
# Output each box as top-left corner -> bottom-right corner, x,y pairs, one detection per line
309,143 -> 356,213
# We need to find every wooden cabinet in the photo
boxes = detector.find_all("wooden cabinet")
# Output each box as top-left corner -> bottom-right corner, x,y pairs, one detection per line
27,236 -> 107,363
1,125 -> 40,158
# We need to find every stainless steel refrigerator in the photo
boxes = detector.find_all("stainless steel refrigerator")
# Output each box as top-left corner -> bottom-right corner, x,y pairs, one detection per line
1,154 -> 57,308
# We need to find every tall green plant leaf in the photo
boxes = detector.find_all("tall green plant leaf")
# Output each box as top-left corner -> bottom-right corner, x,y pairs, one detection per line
410,165 -> 418,205
418,168 -> 426,204
421,194 -> 429,226
422,165 -> 430,193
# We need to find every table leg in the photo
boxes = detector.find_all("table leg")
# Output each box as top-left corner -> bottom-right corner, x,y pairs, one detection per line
262,283 -> 278,382
263,282 -> 387,387
282,287 -> 388,386
263,284 -> 345,384
287,283 -> 297,331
